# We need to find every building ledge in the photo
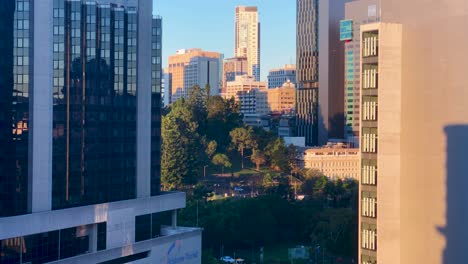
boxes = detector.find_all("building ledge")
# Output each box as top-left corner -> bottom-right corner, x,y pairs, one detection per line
49,227 -> 202,264
0,192 -> 187,240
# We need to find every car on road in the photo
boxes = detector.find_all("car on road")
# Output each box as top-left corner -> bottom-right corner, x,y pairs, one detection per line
233,187 -> 244,192
220,256 -> 236,263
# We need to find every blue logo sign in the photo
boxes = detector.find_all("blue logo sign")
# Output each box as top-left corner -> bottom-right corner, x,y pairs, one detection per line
340,20 -> 353,41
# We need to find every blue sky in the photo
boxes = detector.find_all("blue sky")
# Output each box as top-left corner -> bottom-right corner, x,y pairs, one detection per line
153,0 -> 296,81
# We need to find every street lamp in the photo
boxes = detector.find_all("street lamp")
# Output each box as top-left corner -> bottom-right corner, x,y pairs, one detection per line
204,165 -> 209,178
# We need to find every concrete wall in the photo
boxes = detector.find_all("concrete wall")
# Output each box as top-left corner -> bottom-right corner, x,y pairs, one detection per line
318,0 -> 352,144
137,0 -> 153,198
50,228 -> 202,264
0,192 -> 186,240
30,0 -> 54,213
380,1 -> 468,263
375,23 -> 402,264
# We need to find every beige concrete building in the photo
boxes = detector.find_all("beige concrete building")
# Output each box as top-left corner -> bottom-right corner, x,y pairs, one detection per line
235,6 -> 260,81
358,23 -> 403,264
222,57 -> 248,94
167,48 -> 220,103
355,1 -> 468,263
267,81 -> 296,114
224,75 -> 267,100
302,143 -> 360,180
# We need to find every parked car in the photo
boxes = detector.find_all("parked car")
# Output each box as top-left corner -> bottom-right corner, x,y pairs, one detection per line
220,256 -> 236,263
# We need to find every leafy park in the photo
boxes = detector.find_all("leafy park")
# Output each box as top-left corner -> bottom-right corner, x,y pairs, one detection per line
161,86 -> 358,263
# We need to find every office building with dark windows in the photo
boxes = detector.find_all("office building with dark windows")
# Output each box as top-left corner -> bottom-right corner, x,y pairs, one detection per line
296,0 -> 319,146
296,0 -> 351,146
0,1 -> 201,263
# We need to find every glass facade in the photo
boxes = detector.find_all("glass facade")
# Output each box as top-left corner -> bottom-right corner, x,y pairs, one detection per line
52,1 -> 138,209
151,17 -> 162,196
0,224 -> 106,263
135,211 -> 172,243
0,0 -> 32,217
296,0 -> 319,146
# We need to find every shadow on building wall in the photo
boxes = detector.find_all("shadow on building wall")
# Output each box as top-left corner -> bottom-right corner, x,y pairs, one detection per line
440,125 -> 468,263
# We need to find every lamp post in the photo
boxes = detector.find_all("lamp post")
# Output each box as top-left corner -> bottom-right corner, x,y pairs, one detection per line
204,165 -> 209,178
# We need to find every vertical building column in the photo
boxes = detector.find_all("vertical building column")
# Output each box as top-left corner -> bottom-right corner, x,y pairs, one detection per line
30,0 -> 53,212
88,224 -> 98,253
136,0 -> 152,198
172,209 -> 178,229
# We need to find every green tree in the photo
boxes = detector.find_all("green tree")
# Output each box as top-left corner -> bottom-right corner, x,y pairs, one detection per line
161,100 -> 202,190
265,138 -> 290,172
212,153 -> 232,175
230,127 -> 257,168
251,149 -> 266,170
205,140 -> 218,159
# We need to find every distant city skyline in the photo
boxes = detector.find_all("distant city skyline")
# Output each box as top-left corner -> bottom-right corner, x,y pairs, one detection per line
153,0 -> 296,81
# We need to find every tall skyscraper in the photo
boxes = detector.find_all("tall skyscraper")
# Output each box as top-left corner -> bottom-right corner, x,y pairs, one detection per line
296,0 -> 350,146
296,0 -> 319,146
358,1 -> 468,263
168,48 -> 220,103
235,6 -> 260,81
358,22 -> 402,264
342,0 -> 381,147
0,1 -> 201,263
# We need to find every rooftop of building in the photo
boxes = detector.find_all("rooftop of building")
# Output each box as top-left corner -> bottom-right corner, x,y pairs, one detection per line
268,64 -> 296,72
303,142 -> 359,156
236,6 -> 258,12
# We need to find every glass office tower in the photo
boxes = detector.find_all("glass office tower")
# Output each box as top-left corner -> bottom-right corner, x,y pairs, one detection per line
0,1 -> 201,263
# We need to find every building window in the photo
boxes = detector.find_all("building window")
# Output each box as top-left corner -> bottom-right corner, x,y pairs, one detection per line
361,224 -> 377,251
363,32 -> 378,57
362,159 -> 377,185
362,128 -> 377,153
362,65 -> 378,89
361,192 -> 377,218
362,96 -> 378,121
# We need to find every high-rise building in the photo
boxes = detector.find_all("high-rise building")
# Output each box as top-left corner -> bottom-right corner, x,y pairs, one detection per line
358,22 -> 403,264
168,48 -> 220,103
342,0 -> 381,147
0,1 -> 201,263
357,0 -> 468,263
296,0 -> 319,146
222,56 -> 248,95
296,0 -> 350,146
267,64 -> 296,89
235,6 -> 260,81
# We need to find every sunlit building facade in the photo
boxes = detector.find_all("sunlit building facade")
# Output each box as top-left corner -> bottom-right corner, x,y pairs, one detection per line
267,64 -> 296,89
168,48 -> 220,103
235,6 -> 260,81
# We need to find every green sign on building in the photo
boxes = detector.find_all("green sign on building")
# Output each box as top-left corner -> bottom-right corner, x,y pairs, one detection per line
340,19 -> 353,41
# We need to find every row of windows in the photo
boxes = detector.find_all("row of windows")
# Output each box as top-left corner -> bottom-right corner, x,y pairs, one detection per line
362,165 -> 377,185
363,35 -> 378,57
362,68 -> 378,89
361,229 -> 377,250
362,196 -> 377,218
362,98 -> 378,121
